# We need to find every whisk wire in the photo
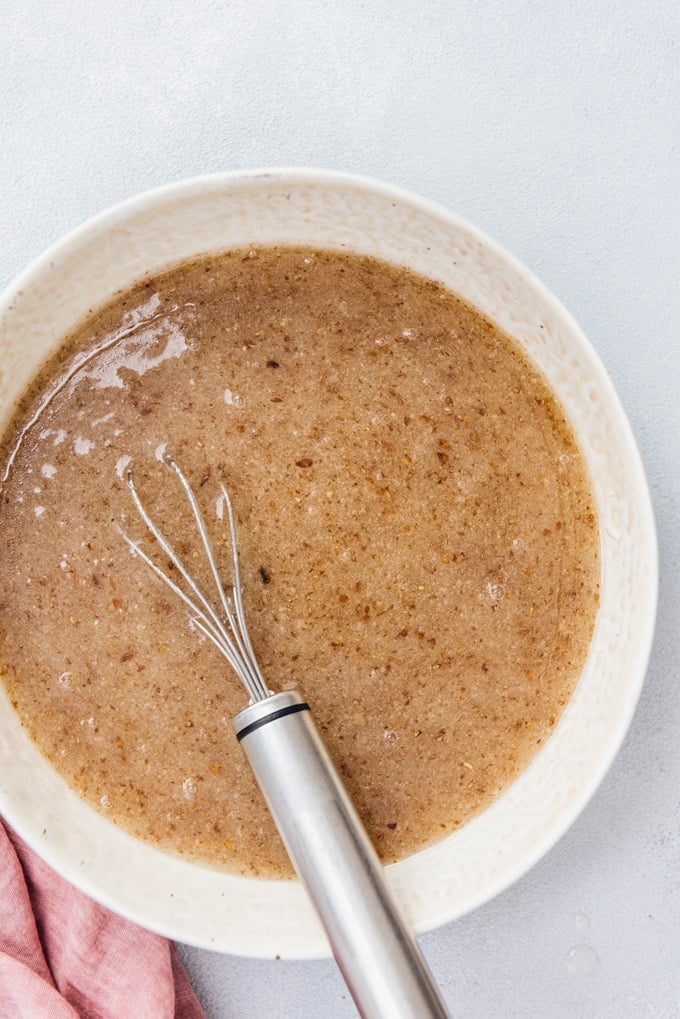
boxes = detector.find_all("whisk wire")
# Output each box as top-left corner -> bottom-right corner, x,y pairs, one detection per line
123,456 -> 269,703
120,529 -> 247,678
126,472 -> 229,646
219,483 -> 270,700
164,457 -> 267,699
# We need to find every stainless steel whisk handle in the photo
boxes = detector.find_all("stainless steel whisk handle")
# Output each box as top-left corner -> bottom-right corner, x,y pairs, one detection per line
233,690 -> 451,1019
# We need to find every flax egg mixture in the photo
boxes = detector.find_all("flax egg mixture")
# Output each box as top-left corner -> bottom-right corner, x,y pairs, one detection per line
0,248 -> 600,877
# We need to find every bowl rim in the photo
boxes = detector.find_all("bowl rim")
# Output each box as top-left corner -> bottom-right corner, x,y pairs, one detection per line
0,167 -> 658,957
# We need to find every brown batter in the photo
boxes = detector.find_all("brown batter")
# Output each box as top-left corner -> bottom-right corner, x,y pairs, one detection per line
0,247 -> 600,877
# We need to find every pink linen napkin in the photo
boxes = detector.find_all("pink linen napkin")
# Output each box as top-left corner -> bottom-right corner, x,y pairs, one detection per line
0,819 -> 206,1019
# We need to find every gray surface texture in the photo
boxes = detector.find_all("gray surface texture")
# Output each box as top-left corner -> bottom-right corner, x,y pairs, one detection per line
1,2 -> 679,1017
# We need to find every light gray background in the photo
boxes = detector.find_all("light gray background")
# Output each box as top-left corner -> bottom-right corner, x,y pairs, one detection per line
2,2 -> 678,1017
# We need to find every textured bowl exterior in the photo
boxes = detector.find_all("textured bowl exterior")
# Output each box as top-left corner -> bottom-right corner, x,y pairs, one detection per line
0,170 -> 657,958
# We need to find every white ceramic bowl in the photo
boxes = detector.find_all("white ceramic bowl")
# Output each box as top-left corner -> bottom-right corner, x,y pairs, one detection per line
0,170 -> 657,958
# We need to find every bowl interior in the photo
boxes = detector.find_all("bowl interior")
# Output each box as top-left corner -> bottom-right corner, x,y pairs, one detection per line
0,170 -> 657,957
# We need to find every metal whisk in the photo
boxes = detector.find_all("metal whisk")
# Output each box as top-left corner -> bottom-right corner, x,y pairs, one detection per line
123,454 -> 450,1019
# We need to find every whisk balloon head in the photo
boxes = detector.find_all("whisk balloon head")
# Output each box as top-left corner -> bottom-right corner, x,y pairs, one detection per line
122,454 -> 269,703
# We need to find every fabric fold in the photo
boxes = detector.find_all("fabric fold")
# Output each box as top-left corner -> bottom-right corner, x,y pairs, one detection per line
0,820 -> 206,1019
